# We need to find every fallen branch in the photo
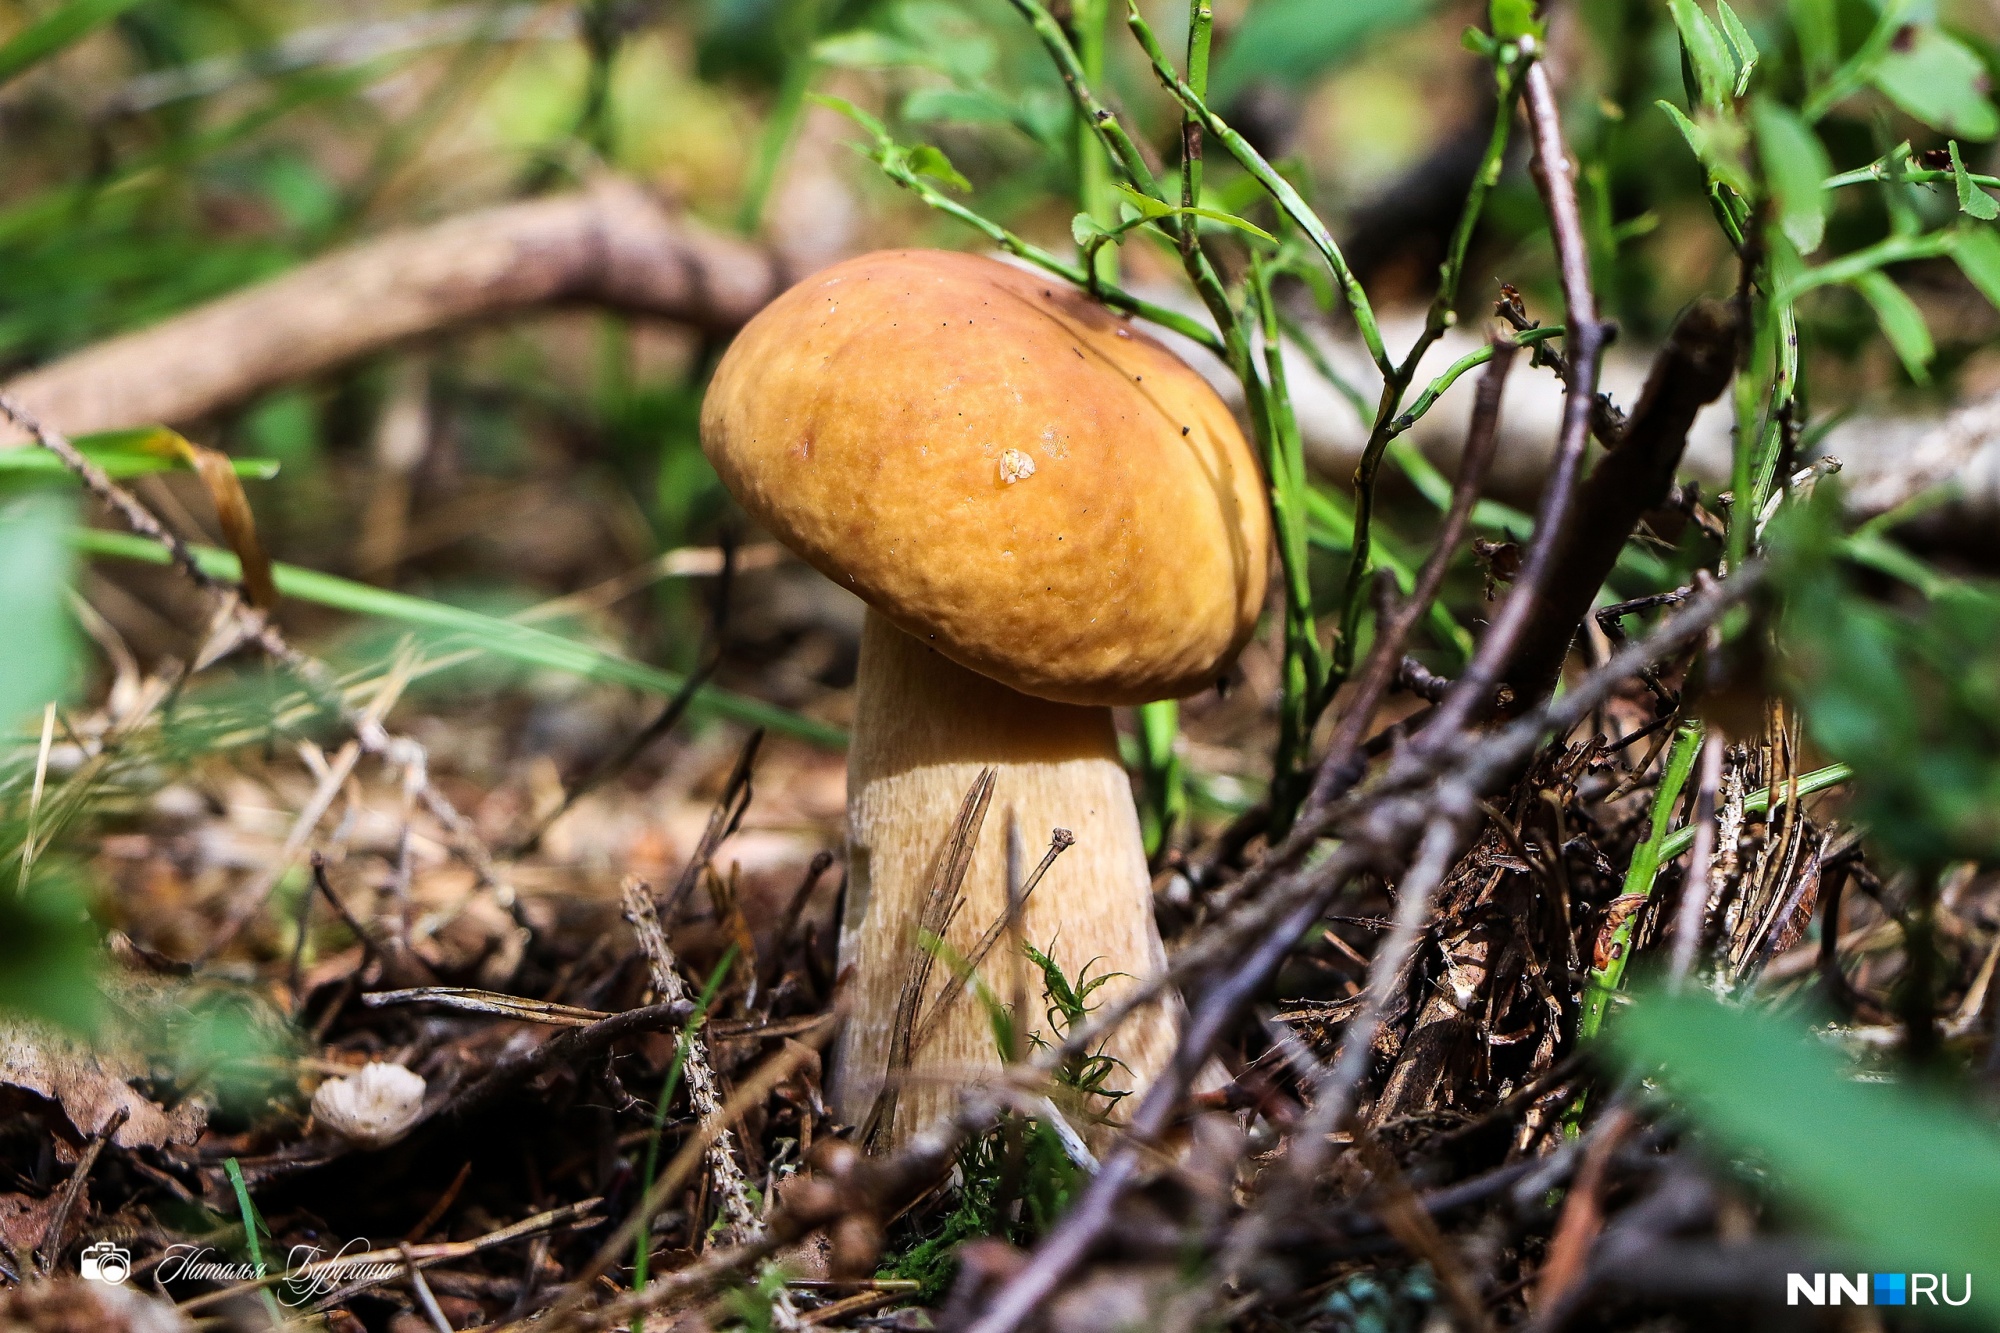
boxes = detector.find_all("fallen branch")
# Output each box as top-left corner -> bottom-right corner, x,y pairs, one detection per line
0,179 -> 787,444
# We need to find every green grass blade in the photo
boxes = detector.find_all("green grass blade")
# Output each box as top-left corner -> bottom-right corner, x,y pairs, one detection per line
74,528 -> 847,749
0,0 -> 152,89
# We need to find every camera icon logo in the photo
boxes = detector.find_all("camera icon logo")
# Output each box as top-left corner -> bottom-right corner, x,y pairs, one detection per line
79,1241 -> 131,1284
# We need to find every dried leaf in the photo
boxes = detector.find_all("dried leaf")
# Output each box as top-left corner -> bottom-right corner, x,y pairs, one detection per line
0,1022 -> 205,1150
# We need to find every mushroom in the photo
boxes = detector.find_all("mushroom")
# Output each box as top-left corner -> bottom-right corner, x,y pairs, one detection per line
701,250 -> 1269,1146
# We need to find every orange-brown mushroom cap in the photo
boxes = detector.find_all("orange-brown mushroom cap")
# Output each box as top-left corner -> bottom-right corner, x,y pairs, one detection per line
700,249 -> 1271,707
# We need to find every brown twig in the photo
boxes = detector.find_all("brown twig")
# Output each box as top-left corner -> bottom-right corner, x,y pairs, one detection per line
34,1107 -> 128,1275
1416,59 -> 1612,741
1668,731 -> 1726,988
862,768 -> 996,1151
434,999 -> 697,1125
1495,300 -> 1741,712
0,180 -> 787,443
1532,1105 -> 1634,1311
659,728 -> 765,923
620,875 -> 761,1245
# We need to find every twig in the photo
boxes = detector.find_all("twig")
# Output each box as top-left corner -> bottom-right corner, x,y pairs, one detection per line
861,768 -> 995,1151
971,569 -> 1762,1333
1668,732 -> 1726,988
405,1246 -> 455,1333
1495,301 -> 1740,711
311,853 -> 438,990
1531,1106 -> 1634,1312
566,1027 -> 837,1294
7,393 -> 520,926
659,728 -> 764,922
621,876 -> 760,1245
200,738 -> 365,962
362,987 -> 610,1026
434,999 -> 697,1124
1416,58 -> 1612,740
34,1107 -> 127,1275
913,826 -> 1073,1055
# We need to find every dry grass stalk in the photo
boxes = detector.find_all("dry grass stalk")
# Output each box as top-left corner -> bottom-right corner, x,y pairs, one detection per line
620,875 -> 761,1246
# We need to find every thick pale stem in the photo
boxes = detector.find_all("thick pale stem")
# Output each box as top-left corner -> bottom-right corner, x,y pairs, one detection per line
835,610 -> 1179,1146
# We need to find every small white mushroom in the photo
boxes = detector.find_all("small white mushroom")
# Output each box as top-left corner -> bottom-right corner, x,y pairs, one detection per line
311,1062 -> 426,1147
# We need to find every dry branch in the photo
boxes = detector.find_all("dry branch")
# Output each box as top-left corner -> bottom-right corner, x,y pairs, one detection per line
620,876 -> 761,1246
0,179 -> 787,443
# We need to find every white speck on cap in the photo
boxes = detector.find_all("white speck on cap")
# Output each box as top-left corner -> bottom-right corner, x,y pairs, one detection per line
999,449 -> 1036,483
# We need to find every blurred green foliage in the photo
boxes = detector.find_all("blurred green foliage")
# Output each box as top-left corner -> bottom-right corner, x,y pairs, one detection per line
1616,988 -> 2000,1318
1771,487 -> 2000,871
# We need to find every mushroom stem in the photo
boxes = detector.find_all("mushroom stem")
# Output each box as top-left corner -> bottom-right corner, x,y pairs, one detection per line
836,609 -> 1179,1147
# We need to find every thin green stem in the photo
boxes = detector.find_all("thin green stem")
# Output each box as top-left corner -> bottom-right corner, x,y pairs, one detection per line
1579,723 -> 1704,1040
1387,325 -> 1563,439
1136,699 -> 1185,858
224,1156 -> 287,1326
1004,0 -> 1242,353
1800,0 -> 1912,123
1778,231 -> 1955,302
633,949 -> 738,1290
865,143 -> 1222,351
1252,256 -> 1328,812
1331,55 -> 1521,680
1824,161 -> 2000,192
1655,763 -> 1854,862
1126,0 -> 1389,376
1303,487 -> 1474,660
1070,0 -> 1116,286
76,527 -> 849,748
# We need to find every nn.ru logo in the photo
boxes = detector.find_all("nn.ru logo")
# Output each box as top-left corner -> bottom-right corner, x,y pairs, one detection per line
1787,1273 -> 1973,1306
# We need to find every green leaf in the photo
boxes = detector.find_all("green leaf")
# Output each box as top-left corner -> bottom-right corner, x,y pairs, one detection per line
1715,0 -> 1759,96
1851,270 -> 1935,381
1070,212 -> 1115,247
808,92 -> 891,147
1754,98 -> 1831,254
904,143 -> 970,193
1110,181 -> 1177,221
810,30 -> 931,69
0,490 -> 76,729
1109,182 -> 1276,242
1212,0 -> 1436,101
1950,224 -> 2000,308
1657,100 -> 1752,195
0,0 -> 152,89
1950,140 -> 2000,220
1789,0 -> 1838,81
1667,0 -> 1739,113
1185,207 -> 1277,243
1461,26 -> 1499,58
1487,0 -> 1542,43
1870,27 -> 2000,141
1611,989 -> 2000,1319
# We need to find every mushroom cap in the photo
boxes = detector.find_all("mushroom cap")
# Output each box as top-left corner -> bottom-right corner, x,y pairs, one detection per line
700,249 -> 1270,706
